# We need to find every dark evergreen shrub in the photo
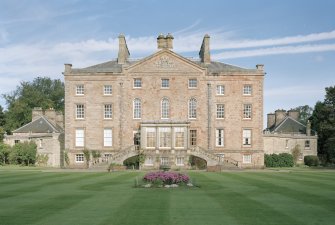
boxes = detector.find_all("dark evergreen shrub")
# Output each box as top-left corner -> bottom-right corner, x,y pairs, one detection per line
264,153 -> 294,167
304,155 -> 319,166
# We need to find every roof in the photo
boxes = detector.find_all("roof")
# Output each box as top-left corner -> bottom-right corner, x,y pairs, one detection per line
268,116 -> 306,134
13,116 -> 63,134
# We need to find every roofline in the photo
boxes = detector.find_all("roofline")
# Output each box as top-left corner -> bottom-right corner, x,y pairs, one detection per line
273,116 -> 306,132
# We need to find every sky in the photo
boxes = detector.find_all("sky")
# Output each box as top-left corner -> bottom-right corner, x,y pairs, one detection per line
0,0 -> 335,127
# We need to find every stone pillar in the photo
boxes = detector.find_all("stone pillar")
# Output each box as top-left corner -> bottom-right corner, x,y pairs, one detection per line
199,34 -> 210,64
117,34 -> 130,64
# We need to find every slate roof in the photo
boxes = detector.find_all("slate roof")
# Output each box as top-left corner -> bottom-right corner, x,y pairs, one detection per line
268,116 -> 306,134
13,116 -> 63,134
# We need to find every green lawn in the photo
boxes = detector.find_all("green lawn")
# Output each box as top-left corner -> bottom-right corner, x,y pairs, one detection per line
0,168 -> 334,225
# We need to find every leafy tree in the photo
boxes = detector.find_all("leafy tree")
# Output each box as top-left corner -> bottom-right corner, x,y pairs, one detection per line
2,77 -> 64,133
0,143 -> 11,165
9,141 -> 37,166
292,105 -> 313,124
0,106 -> 5,142
310,86 -> 335,164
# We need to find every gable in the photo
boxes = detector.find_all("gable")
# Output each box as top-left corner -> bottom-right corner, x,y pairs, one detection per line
13,117 -> 61,134
126,50 -> 205,75
274,117 -> 306,134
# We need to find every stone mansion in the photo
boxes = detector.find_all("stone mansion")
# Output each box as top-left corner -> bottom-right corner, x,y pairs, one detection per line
63,34 -> 265,168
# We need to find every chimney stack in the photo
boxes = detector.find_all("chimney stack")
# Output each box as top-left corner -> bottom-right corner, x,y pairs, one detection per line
267,113 -> 275,128
306,120 -> 311,136
275,110 -> 287,126
256,64 -> 264,70
288,109 -> 299,121
117,34 -> 130,64
157,34 -> 174,49
199,34 -> 210,64
166,33 -> 174,49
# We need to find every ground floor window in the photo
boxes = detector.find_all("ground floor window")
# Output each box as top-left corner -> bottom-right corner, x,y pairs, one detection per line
145,156 -> 153,166
146,128 -> 156,148
161,157 -> 169,165
176,157 -> 184,166
159,127 -> 171,148
243,154 -> 252,164
174,127 -> 185,148
75,154 -> 84,163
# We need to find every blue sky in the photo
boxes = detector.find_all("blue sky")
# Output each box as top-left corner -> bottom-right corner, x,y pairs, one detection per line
1,0 -> 335,127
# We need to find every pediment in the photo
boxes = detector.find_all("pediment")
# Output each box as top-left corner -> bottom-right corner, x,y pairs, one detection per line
126,50 -> 205,75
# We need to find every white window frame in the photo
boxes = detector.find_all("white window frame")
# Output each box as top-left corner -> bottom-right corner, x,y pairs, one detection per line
159,127 -> 171,149
190,129 -> 197,146
243,154 -> 252,164
176,157 -> 184,166
104,104 -> 113,119
174,127 -> 185,148
75,154 -> 85,163
216,104 -> 225,119
104,85 -> 112,95
243,104 -> 252,119
104,128 -> 113,147
76,85 -> 84,95
188,98 -> 197,119
146,127 -> 156,148
216,85 -> 225,95
188,79 -> 197,88
133,98 -> 141,119
216,129 -> 224,147
243,85 -> 252,95
161,79 -> 169,88
133,78 -> 142,88
243,129 -> 252,147
76,104 -> 85,119
161,97 -> 170,119
75,129 -> 84,147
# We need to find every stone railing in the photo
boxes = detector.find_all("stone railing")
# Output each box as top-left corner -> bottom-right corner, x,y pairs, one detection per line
189,146 -> 221,163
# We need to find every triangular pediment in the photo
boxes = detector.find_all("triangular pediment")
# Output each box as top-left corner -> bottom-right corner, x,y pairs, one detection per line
126,49 -> 205,74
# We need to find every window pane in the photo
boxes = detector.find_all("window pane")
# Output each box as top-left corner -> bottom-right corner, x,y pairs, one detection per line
190,130 -> 197,146
76,104 -> 85,119
243,104 -> 252,119
133,98 -> 141,119
216,129 -> 224,146
104,129 -> 112,147
243,129 -> 251,146
134,78 -> 142,88
159,127 -> 171,148
243,155 -> 252,163
175,127 -> 185,148
216,85 -> 225,95
243,85 -> 252,95
104,104 -> 113,119
76,85 -> 84,95
189,79 -> 197,88
217,104 -> 225,118
162,79 -> 169,88
189,98 -> 197,119
146,128 -> 156,148
161,98 -> 170,119
75,129 -> 84,147
104,85 -> 112,95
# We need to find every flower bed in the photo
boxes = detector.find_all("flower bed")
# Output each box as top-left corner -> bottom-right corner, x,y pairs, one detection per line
143,171 -> 189,185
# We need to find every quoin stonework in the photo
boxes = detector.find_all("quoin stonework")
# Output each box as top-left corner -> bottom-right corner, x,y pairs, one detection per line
63,34 -> 265,169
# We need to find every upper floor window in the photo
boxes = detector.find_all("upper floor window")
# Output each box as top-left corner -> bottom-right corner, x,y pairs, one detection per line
161,98 -> 170,119
216,85 -> 225,95
159,127 -> 171,148
243,129 -> 252,147
305,140 -> 310,149
134,78 -> 142,88
76,85 -> 84,95
216,104 -> 225,119
216,129 -> 224,147
174,127 -> 185,148
188,98 -> 197,119
133,98 -> 141,119
104,85 -> 112,95
243,85 -> 252,95
190,130 -> 197,146
161,79 -> 169,88
75,128 -> 84,147
188,79 -> 197,88
104,129 -> 113,147
243,104 -> 252,119
146,127 -> 156,148
76,104 -> 85,119
104,104 -> 113,119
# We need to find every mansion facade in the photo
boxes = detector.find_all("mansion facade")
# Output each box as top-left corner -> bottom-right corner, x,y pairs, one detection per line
64,34 -> 265,168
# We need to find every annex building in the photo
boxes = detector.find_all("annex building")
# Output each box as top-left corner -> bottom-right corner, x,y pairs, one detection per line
63,34 -> 265,169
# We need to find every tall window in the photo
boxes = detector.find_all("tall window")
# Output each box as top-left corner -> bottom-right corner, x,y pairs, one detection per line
161,79 -> 169,88
216,129 -> 224,147
188,79 -> 197,88
75,129 -> 84,147
104,85 -> 112,95
189,98 -> 197,119
243,155 -> 252,163
76,85 -> 84,95
176,157 -> 184,166
133,98 -> 141,119
145,156 -> 153,165
190,130 -> 197,146
217,104 -> 225,119
76,104 -> 84,119
216,85 -> 225,95
159,127 -> 171,148
243,104 -> 252,119
174,127 -> 185,148
104,129 -> 112,147
134,78 -> 142,88
146,128 -> 156,148
161,98 -> 170,119
104,104 -> 113,119
161,157 -> 169,165
243,129 -> 252,146
243,85 -> 252,95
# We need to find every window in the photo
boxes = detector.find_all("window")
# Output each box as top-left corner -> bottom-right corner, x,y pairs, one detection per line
14,140 -> 20,144
104,104 -> 113,119
104,129 -> 112,147
76,85 -> 84,95
75,129 -> 84,147
161,79 -> 169,88
159,127 -> 171,148
134,78 -> 142,88
174,127 -> 185,148
243,129 -> 252,146
161,157 -> 169,165
145,156 -> 153,166
189,98 -> 197,119
190,130 -> 197,146
216,129 -> 224,147
133,98 -> 141,119
76,104 -> 85,119
176,157 -> 184,166
243,104 -> 252,119
305,140 -> 310,149
39,139 -> 43,148
285,140 -> 289,148
188,79 -> 197,88
75,154 -> 84,163
216,85 -> 225,95
243,85 -> 252,95
161,98 -> 170,119
104,85 -> 112,95
216,104 -> 225,119
146,128 -> 156,148
243,155 -> 252,163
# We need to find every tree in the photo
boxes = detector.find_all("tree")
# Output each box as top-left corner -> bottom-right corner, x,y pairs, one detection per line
2,77 -> 64,133
0,106 -> 5,142
310,86 -> 335,164
0,143 -> 11,165
292,105 -> 313,124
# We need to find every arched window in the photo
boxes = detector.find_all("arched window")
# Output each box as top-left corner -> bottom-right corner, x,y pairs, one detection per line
161,97 -> 170,119
189,98 -> 197,119
133,98 -> 141,119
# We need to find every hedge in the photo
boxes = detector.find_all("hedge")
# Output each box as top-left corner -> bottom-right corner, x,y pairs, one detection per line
304,155 -> 319,166
265,153 -> 294,167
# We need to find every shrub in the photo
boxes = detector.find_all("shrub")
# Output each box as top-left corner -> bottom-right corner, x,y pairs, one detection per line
143,171 -> 189,185
0,143 -> 11,165
265,153 -> 294,167
304,155 -> 319,166
9,141 -> 37,166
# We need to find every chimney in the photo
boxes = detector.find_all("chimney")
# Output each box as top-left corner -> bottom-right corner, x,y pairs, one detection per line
275,110 -> 287,126
288,109 -> 299,121
64,64 -> 72,74
166,33 -> 174,49
32,107 -> 44,121
199,34 -> 210,64
267,113 -> 275,128
157,34 -> 166,49
117,34 -> 130,64
306,120 -> 311,136
256,64 -> 264,70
